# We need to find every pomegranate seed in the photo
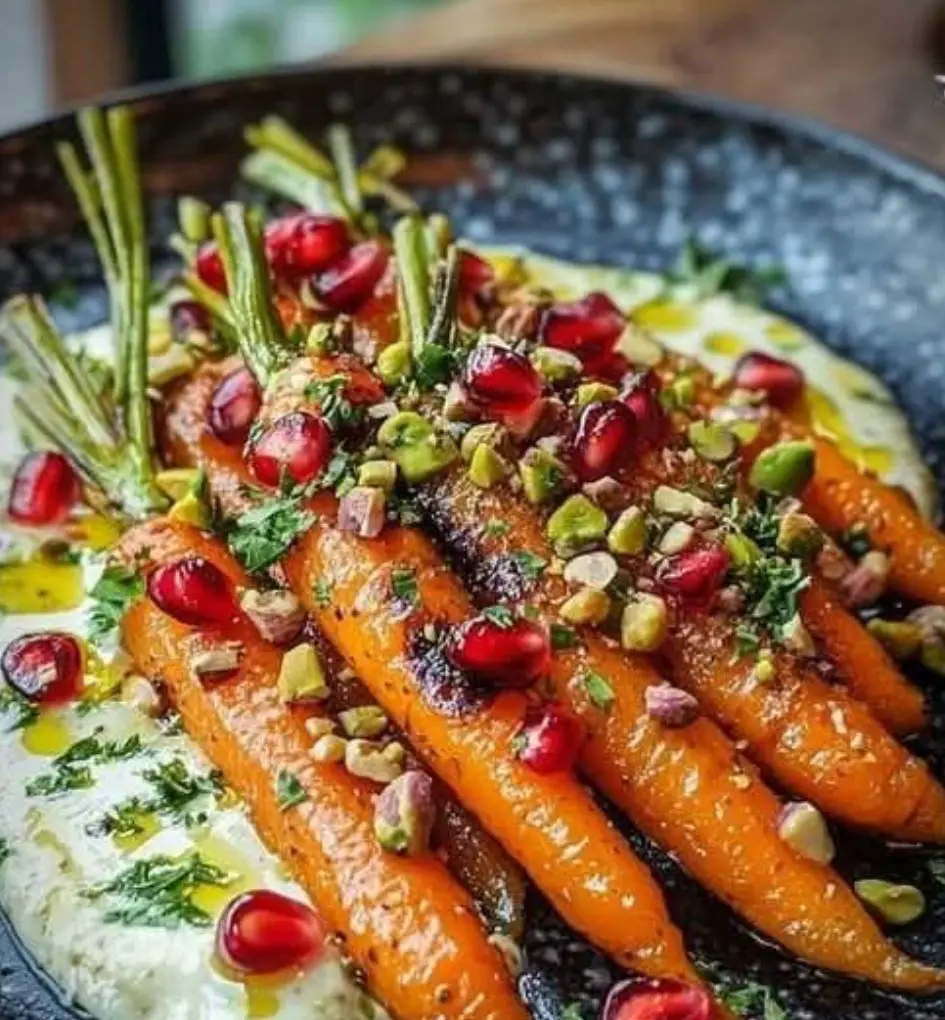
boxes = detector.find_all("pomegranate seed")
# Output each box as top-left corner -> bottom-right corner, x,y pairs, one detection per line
1,632 -> 82,705
539,292 -> 625,365
312,240 -> 389,312
8,451 -> 79,526
265,214 -> 349,281
572,401 -> 637,482
459,250 -> 496,296
732,351 -> 805,409
448,614 -> 551,689
603,978 -> 711,1020
249,412 -> 333,488
463,343 -> 543,418
217,890 -> 326,976
657,544 -> 731,607
170,300 -> 211,343
517,702 -> 583,774
147,555 -> 240,627
196,243 -> 227,294
622,371 -> 668,447
210,367 -> 262,446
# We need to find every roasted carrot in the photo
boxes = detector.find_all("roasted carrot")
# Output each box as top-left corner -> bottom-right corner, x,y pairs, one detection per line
417,468 -> 945,991
164,360 -> 715,999
800,579 -> 927,736
117,517 -> 529,1020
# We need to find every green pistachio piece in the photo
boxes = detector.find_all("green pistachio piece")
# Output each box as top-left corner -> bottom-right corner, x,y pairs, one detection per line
866,619 -> 922,661
920,641 -> 945,677
520,448 -> 569,505
530,346 -> 582,383
306,322 -> 335,355
278,644 -> 329,703
607,505 -> 647,556
156,468 -> 202,502
620,593 -> 669,652
687,420 -> 736,463
559,588 -> 611,626
376,341 -> 412,385
725,532 -> 761,569
168,490 -> 211,531
575,382 -> 619,407
749,441 -> 815,497
663,373 -> 696,409
616,324 -> 663,367
776,511 -> 825,560
374,770 -> 436,856
358,459 -> 399,492
547,494 -> 608,555
855,879 -> 926,926
468,444 -> 509,489
377,411 -> 457,483
339,705 -> 389,739
729,418 -> 762,445
460,423 -> 509,462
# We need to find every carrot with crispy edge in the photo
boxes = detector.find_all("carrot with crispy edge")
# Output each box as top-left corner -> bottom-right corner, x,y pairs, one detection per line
800,579 -> 927,736
164,362 -> 715,1000
416,468 -> 945,991
117,517 -> 529,1020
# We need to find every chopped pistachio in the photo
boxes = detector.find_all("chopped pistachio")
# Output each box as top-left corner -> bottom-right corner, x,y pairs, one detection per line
377,411 -> 457,483
658,522 -> 695,555
664,373 -> 696,409
442,382 -> 478,422
311,734 -> 347,764
583,476 -> 629,513
460,423 -> 509,462
305,322 -> 334,355
168,489 -> 211,530
520,447 -> 569,505
468,443 -> 509,489
547,494 -> 608,555
687,420 -> 736,462
530,346 -> 583,383
148,345 -> 196,386
776,511 -> 825,560
729,418 -> 762,445
652,485 -> 716,520
563,551 -> 618,590
240,589 -> 305,645
839,550 -> 890,609
358,459 -> 398,492
781,613 -> 815,657
644,683 -> 699,727
376,340 -> 412,385
778,802 -> 835,864
752,653 -> 776,685
339,706 -> 389,739
277,644 -> 329,703
866,619 -> 922,661
620,594 -> 669,652
374,770 -> 436,856
189,640 -> 244,681
304,717 -> 337,741
575,381 -> 619,407
607,506 -> 647,556
155,468 -> 202,502
345,739 -> 406,783
616,323 -> 663,367
855,879 -> 926,926
120,674 -> 163,718
559,588 -> 611,626
724,531 -> 761,568
749,441 -> 815,497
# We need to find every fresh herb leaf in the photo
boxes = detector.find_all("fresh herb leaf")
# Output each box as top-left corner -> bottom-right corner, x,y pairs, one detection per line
669,238 -> 785,305
0,838 -> 11,866
581,670 -> 615,711
560,1006 -> 584,1020
27,730 -> 143,798
313,578 -> 333,608
720,982 -> 785,1020
87,566 -> 144,646
26,763 -> 94,797
319,448 -> 358,495
483,520 -> 511,539
482,605 -> 514,629
0,684 -> 39,730
391,567 -> 420,608
414,343 -> 462,390
87,796 -> 152,839
510,551 -> 546,583
550,623 -> 580,651
276,770 -> 308,810
227,495 -> 316,573
303,373 -> 364,432
84,852 -> 234,927
388,492 -> 423,526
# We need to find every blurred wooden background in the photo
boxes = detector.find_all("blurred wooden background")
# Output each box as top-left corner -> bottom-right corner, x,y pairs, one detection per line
344,0 -> 945,168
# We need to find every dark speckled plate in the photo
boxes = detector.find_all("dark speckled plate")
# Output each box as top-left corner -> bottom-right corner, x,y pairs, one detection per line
2,64 -> 945,1020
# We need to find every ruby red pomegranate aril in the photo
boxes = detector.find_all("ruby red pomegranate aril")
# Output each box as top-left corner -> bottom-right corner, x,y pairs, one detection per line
264,214 -> 349,281
622,370 -> 668,447
209,367 -> 263,446
195,243 -> 227,294
732,350 -> 805,409
1,632 -> 82,705
517,702 -> 583,775
217,890 -> 326,976
312,240 -> 389,312
602,977 -> 711,1020
539,292 -> 625,365
148,555 -> 240,627
459,250 -> 496,296
572,400 -> 637,482
448,615 -> 551,689
248,411 -> 333,487
657,544 -> 731,608
463,343 -> 543,417
8,451 -> 79,526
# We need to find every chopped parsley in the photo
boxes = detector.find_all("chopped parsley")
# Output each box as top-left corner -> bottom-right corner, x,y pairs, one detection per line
483,520 -> 511,539
0,684 -> 38,730
319,448 -> 358,496
388,492 -> 424,527
303,373 -> 364,432
391,567 -> 420,608
84,852 -> 234,928
276,770 -> 308,810
550,623 -> 580,651
413,343 -> 462,390
720,981 -> 786,1020
482,605 -> 514,629
313,578 -> 333,608
26,763 -> 94,797
734,552 -> 809,655
669,238 -> 785,305
88,797 -> 152,839
227,494 -> 317,573
87,566 -> 144,646
581,670 -> 615,711
560,1006 -> 584,1020
27,730 -> 143,798
510,551 -> 547,583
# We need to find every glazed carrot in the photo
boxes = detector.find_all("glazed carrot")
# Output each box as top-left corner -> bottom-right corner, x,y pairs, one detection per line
800,579 -> 927,736
117,517 -> 529,1020
164,362 -> 712,997
417,469 -> 945,991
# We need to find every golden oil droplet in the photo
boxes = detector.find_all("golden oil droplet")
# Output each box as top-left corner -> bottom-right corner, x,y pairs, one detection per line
112,812 -> 161,853
21,712 -> 72,757
632,300 -> 698,333
702,331 -> 747,357
0,561 -> 83,614
245,978 -> 282,1019
804,387 -> 893,477
765,319 -> 807,351
190,834 -> 254,918
66,512 -> 124,551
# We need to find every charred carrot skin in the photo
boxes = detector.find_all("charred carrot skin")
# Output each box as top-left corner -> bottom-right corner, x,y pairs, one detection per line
800,579 -> 927,736
418,469 -> 945,992
164,361 -> 711,995
117,518 -> 527,1020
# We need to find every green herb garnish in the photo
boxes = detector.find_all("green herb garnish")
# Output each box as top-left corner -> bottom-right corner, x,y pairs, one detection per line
483,520 -> 511,539
560,1005 -> 584,1020
581,670 -> 615,711
0,838 -> 12,866
26,763 -> 94,797
391,567 -> 420,608
227,494 -> 316,573
550,623 -> 580,651
276,770 -> 308,810
303,373 -> 364,432
0,684 -> 39,730
87,566 -> 145,646
27,730 -> 143,798
669,238 -> 785,304
720,981 -> 786,1020
313,578 -> 333,608
511,550 -> 547,583
482,606 -> 514,629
